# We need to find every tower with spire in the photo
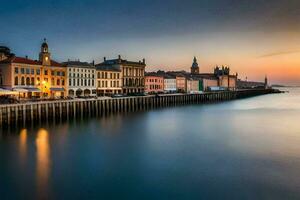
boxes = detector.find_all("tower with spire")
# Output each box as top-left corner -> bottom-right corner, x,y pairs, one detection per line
191,56 -> 199,74
39,38 -> 51,66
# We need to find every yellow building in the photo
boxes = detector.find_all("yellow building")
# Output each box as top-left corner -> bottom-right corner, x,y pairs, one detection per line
0,40 -> 67,98
95,65 -> 122,96
96,55 -> 146,95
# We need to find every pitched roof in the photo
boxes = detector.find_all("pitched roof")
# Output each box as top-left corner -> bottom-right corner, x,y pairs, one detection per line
0,56 -> 63,67
97,57 -> 146,67
62,61 -> 94,68
95,64 -> 121,72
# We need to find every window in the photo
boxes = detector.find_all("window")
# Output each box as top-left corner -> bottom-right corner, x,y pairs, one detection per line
62,72 -> 65,76
21,68 -> 25,74
31,77 -> 34,85
26,77 -> 30,85
36,69 -> 40,75
37,77 -> 40,85
92,80 -> 94,86
84,79 -> 87,86
98,81 -> 100,87
74,79 -> 76,86
102,72 -> 104,78
69,79 -> 72,86
57,71 -> 61,76
14,77 -> 18,85
62,79 -> 65,86
15,68 -> 19,74
31,69 -> 34,75
97,72 -> 100,79
51,78 -> 54,85
51,70 -> 54,76
57,79 -> 60,85
81,79 -> 83,86
21,77 -> 25,85
88,80 -> 90,86
26,68 -> 30,74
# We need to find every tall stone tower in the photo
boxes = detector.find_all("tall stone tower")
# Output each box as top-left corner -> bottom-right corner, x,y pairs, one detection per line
191,57 -> 199,74
39,38 -> 51,66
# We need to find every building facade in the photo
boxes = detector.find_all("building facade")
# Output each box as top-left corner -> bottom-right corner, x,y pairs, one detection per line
96,55 -> 146,94
187,78 -> 201,93
163,75 -> 176,93
96,65 -> 122,96
63,61 -> 96,97
145,74 -> 164,94
0,40 -> 67,98
176,75 -> 187,93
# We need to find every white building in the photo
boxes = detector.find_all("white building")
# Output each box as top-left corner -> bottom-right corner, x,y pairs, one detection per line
63,61 -> 96,97
164,75 -> 176,93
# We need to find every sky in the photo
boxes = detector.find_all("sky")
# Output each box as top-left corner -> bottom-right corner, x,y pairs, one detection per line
1,0 -> 300,85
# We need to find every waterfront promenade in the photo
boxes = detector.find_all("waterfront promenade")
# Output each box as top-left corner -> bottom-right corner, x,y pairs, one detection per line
0,89 -> 276,126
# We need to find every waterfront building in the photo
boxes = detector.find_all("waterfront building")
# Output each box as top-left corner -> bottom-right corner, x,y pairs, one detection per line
63,60 -> 96,97
214,66 -> 237,90
163,74 -> 177,93
187,78 -> 201,93
96,55 -> 146,94
176,75 -> 187,93
0,40 -> 67,98
95,64 -> 122,96
145,72 -> 164,94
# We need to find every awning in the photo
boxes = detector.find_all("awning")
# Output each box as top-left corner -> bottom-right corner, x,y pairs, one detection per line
0,88 -> 18,95
13,88 -> 28,92
26,88 -> 41,92
50,87 -> 65,92
13,87 -> 41,92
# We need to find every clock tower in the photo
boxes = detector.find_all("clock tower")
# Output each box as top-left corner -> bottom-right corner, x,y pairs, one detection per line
39,38 -> 51,66
191,56 -> 199,74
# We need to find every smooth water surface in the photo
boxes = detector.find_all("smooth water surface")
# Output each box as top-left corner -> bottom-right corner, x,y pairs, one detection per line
1,88 -> 300,199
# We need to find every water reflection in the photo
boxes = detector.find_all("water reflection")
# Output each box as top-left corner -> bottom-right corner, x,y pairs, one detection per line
36,128 -> 51,199
19,129 -> 27,166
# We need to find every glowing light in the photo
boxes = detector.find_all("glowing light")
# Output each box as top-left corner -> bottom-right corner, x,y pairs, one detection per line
36,128 -> 50,199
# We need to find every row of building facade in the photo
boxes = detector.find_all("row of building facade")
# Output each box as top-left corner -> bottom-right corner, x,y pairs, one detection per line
0,40 -> 237,99
145,57 -> 237,94
0,40 -> 146,98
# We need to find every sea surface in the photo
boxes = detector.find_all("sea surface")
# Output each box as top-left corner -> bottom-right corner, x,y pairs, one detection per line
1,88 -> 300,199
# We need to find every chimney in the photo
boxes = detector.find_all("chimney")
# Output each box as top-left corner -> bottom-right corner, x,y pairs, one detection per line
92,60 -> 95,65
143,58 -> 145,64
25,55 -> 28,59
104,57 -> 106,61
118,55 -> 121,60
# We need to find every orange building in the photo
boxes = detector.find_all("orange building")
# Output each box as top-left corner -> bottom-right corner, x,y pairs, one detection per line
145,73 -> 164,94
0,40 -> 67,98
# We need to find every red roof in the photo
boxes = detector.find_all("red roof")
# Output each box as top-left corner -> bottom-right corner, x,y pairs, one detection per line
0,56 -> 63,67
13,57 -> 40,65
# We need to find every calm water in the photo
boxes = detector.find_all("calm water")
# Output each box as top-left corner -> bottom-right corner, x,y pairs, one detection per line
1,88 -> 300,200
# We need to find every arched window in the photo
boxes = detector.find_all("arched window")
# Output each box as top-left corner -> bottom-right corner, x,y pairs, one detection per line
57,79 -> 60,85
15,77 -> 18,85
26,77 -> 30,85
31,77 -> 34,85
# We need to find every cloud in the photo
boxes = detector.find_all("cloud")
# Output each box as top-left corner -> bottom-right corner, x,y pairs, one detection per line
258,50 -> 300,58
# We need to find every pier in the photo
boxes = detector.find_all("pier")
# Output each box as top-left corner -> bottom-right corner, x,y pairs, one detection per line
0,89 -> 276,126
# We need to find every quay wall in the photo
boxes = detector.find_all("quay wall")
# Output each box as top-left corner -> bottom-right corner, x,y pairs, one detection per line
0,89 -> 275,126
